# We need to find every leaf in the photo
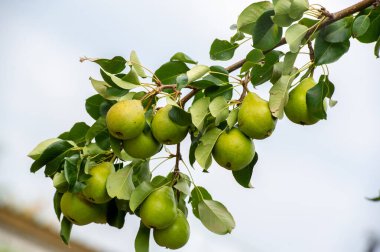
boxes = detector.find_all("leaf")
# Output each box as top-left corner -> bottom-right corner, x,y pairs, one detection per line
28,138 -> 61,160
90,78 -> 119,100
246,49 -> 265,63
67,122 -> 90,145
129,181 -> 154,212
375,37 -> 380,58
269,75 -> 293,118
298,18 -> 319,28
106,199 -> 127,229
130,51 -> 147,78
282,51 -> 298,75
273,0 -> 295,27
30,140 -> 74,173
356,7 -> 380,43
251,50 -> 283,86
190,186 -> 212,218
109,136 -> 132,161
209,39 -> 238,61
226,109 -> 238,129
53,191 -> 63,221
132,160 -> 151,186
289,0 -> 309,20
189,97 -> 211,131
253,10 -> 283,51
285,24 -> 308,53
85,117 -> 107,143
352,15 -> 370,38
230,31 -> 245,43
170,52 -> 198,64
154,61 -> 189,84
187,65 -> 210,83
367,191 -> 380,202
314,35 -> 350,65
106,165 -> 135,200
176,74 -> 188,90
94,56 -> 126,74
85,94 -> 109,120
209,96 -> 229,126
169,106 -> 192,126
198,200 -> 235,235
101,71 -> 140,90
64,154 -> 80,191
195,128 -> 223,170
237,1 -> 273,34
306,75 -> 332,119
135,221 -> 150,252
232,153 -> 258,188
122,68 -> 140,85
320,17 -> 352,43
205,85 -> 233,101
60,217 -> 72,245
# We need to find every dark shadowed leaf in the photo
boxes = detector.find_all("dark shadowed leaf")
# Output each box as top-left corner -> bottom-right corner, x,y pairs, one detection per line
169,106 -> 192,126
190,186 -> 212,218
154,61 -> 189,84
129,181 -> 154,212
94,56 -> 126,74
314,35 -> 350,65
252,10 -> 283,51
53,191 -> 63,221
60,217 -> 72,245
135,221 -> 150,252
232,153 -> 258,188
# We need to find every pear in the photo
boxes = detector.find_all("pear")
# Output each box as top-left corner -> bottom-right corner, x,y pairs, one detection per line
60,192 -> 107,226
153,209 -> 190,249
238,92 -> 276,139
83,162 -> 115,204
106,100 -> 145,140
151,105 -> 188,145
284,77 -> 319,125
212,128 -> 255,171
139,186 -> 177,229
123,130 -> 162,159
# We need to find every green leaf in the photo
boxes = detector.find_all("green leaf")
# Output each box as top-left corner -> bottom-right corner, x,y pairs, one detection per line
367,191 -> 380,202
30,140 -> 74,173
226,109 -> 238,129
151,175 -> 169,188
320,17 -> 352,43
198,200 -> 235,235
375,37 -> 380,58
106,199 -> 127,229
130,51 -> 147,78
85,94 -> 109,120
298,18 -> 318,28
122,68 -> 141,85
237,1 -> 273,34
203,66 -> 229,86
285,24 -> 308,53
189,97 -> 211,131
230,31 -> 245,43
132,160 -> 151,186
101,71 -> 140,90
176,74 -> 188,90
90,78 -> 119,100
44,149 -> 77,177
282,51 -> 298,75
273,0 -> 294,27
209,96 -> 229,126
269,75 -> 293,118
174,175 -> 190,195
314,35 -> 350,65
135,221 -> 150,252
306,75 -> 331,119
129,181 -> 154,212
205,85 -> 233,101
154,61 -> 189,84
190,186 -> 212,218
251,50 -> 283,86
253,10 -> 283,51
85,117 -> 107,143
169,106 -> 192,126
195,128 -> 223,170
95,131 -> 110,150
28,138 -> 61,160
246,49 -> 265,63
209,39 -> 238,61
109,136 -> 132,161
187,65 -> 210,83
67,122 -> 90,145
60,217 -> 72,245
289,0 -> 309,20
356,7 -> 380,43
106,165 -> 135,200
170,52 -> 198,64
64,154 -> 80,191
53,191 -> 63,221
352,15 -> 370,38
232,153 -> 258,188
94,56 -> 126,74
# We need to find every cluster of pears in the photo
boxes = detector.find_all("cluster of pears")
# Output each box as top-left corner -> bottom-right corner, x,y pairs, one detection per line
106,100 -> 189,158
57,162 -> 115,225
139,186 -> 190,249
212,77 -> 320,171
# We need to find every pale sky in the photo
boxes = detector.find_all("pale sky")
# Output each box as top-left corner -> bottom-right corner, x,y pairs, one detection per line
1,1 -> 380,252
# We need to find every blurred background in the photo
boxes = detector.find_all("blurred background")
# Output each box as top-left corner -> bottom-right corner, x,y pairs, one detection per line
0,0 -> 380,251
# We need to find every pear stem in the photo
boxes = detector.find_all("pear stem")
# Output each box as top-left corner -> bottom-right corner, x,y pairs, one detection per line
174,144 -> 181,175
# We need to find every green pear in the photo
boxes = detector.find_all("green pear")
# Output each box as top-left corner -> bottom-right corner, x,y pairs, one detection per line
151,105 -> 188,145
123,130 -> 162,159
153,209 -> 190,250
60,192 -> 107,226
238,92 -> 276,140
139,186 -> 177,229
212,128 -> 255,171
83,162 -> 115,204
106,99 -> 145,140
284,77 -> 320,125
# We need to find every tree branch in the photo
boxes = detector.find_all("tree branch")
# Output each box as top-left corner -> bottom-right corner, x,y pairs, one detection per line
226,0 -> 377,73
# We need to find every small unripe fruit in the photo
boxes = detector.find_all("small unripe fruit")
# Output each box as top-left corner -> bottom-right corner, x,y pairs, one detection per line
106,100 -> 145,140
151,105 -> 188,145
212,128 -> 255,171
83,162 -> 114,204
153,210 -> 190,249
